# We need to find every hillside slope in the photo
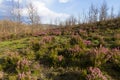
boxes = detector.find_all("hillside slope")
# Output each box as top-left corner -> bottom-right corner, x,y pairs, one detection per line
0,19 -> 120,80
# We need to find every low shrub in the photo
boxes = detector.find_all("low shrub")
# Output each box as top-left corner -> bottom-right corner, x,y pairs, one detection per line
111,48 -> 120,70
58,45 -> 87,67
86,45 -> 111,67
1,51 -> 21,73
30,38 -> 40,51
16,58 -> 31,73
86,67 -> 107,80
70,35 -> 85,49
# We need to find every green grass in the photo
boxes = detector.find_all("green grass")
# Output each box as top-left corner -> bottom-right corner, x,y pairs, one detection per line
0,37 -> 31,53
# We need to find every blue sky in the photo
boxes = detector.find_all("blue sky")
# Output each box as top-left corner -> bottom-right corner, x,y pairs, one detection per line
0,0 -> 120,23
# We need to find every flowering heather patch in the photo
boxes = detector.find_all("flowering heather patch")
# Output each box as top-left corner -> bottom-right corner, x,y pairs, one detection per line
79,29 -> 86,33
87,67 -> 107,80
70,35 -> 86,49
30,39 -> 41,51
1,51 -> 21,72
50,29 -> 62,36
84,40 -> 91,45
17,58 -> 30,68
112,47 -> 120,52
92,45 -> 109,55
1,17 -> 120,80
52,30 -> 61,35
17,58 -> 31,72
88,45 -> 111,67
18,71 -> 34,80
5,51 -> 20,58
68,45 -> 81,54
70,35 -> 83,44
111,47 -> 120,58
18,72 -> 26,80
33,31 -> 47,37
111,47 -> 120,67
40,36 -> 55,43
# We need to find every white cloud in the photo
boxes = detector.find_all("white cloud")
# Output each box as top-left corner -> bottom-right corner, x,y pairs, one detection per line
22,0 -> 70,23
59,0 -> 70,3
6,0 -> 23,3
0,0 -> 3,4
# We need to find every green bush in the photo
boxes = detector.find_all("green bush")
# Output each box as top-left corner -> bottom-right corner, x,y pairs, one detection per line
86,45 -> 111,67
58,45 -> 88,67
30,38 -> 40,51
86,67 -> 107,80
8,75 -> 17,80
48,49 -> 58,66
112,40 -> 120,48
111,49 -> 120,70
70,35 -> 85,49
1,51 -> 21,73
16,58 -> 31,73
35,48 -> 47,60
18,48 -> 35,60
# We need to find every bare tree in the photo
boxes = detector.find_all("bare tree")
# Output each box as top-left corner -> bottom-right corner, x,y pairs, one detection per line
50,19 -> 53,25
27,2 -> 40,26
88,4 -> 98,23
82,11 -> 88,23
117,8 -> 120,18
54,18 -> 60,25
77,13 -> 81,24
110,6 -> 114,19
59,21 -> 64,27
99,1 -> 108,21
11,0 -> 22,23
65,15 -> 77,26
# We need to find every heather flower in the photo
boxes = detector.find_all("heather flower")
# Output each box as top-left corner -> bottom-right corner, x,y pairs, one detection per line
17,58 -> 30,67
18,71 -> 32,80
70,35 -> 86,49
17,58 -> 31,72
88,45 -> 111,67
18,72 -> 25,80
32,31 -> 47,37
26,71 -> 32,79
79,29 -> 86,33
67,45 -> 81,57
58,55 -> 63,62
111,47 -> 120,67
84,40 -> 91,45
6,51 -> 20,58
49,28 -> 62,35
69,45 -> 81,53
40,36 -> 55,43
71,31 -> 79,35
91,45 -> 109,55
53,30 -> 61,35
87,67 -> 107,80
2,51 -> 21,73
112,47 -> 120,52
100,45 -> 109,53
